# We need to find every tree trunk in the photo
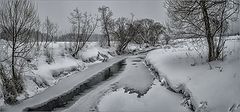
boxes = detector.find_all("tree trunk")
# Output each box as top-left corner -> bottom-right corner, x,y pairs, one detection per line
107,34 -> 111,47
200,0 -> 215,62
102,10 -> 111,47
11,35 -> 16,81
11,55 -> 16,82
105,26 -> 111,47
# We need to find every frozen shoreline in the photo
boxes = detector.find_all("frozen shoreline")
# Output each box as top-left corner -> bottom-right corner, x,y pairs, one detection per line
145,36 -> 240,112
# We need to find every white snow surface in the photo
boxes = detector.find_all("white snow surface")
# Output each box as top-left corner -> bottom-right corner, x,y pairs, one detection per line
98,80 -> 190,112
146,36 -> 240,112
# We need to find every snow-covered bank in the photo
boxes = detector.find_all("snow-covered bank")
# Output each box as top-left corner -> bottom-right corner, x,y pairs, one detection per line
146,36 -> 240,112
0,41 -> 116,107
2,55 -> 126,112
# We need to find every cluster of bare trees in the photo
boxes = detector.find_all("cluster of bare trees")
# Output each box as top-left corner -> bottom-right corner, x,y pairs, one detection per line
166,0 -> 240,62
134,19 -> 165,46
105,16 -> 165,54
97,6 -> 166,54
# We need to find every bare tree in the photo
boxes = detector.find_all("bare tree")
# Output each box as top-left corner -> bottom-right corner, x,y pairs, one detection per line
68,8 -> 97,58
166,0 -> 239,62
42,17 -> 58,48
35,19 -> 41,50
98,5 -> 114,47
150,22 -> 165,46
135,19 -> 165,46
41,17 -> 58,64
162,23 -> 173,45
111,17 -> 129,54
0,0 -> 38,103
111,15 -> 140,54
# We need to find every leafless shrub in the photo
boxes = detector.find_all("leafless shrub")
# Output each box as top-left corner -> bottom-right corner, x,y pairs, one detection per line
68,8 -> 97,58
135,18 -> 165,46
0,64 -> 17,104
44,47 -> 54,64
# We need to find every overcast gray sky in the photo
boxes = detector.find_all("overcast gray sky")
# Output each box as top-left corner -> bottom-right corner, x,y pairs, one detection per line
33,0 -> 167,34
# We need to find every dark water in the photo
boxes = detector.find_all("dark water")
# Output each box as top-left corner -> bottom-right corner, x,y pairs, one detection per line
24,59 -> 126,112
132,59 -> 142,62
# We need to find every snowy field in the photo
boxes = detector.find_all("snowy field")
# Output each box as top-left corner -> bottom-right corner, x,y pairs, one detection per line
146,36 -> 240,112
1,36 -> 240,112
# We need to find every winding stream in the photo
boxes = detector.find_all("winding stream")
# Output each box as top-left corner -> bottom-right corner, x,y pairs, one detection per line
24,59 -> 126,111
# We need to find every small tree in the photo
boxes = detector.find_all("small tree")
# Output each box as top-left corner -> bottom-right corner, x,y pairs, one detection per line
0,0 -> 38,103
163,23 -> 173,45
111,15 -> 140,54
149,22 -> 165,46
42,17 -> 58,48
111,17 -> 129,54
68,8 -> 97,58
98,6 -> 114,47
42,17 -> 58,64
35,19 -> 41,51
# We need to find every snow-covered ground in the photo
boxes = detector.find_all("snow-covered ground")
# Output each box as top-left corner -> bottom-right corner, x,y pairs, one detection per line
2,35 -> 240,112
146,36 -> 240,112
98,80 -> 189,112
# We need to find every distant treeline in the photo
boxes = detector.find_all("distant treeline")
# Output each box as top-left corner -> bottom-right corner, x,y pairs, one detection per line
0,31 -> 104,42
58,33 -> 104,42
